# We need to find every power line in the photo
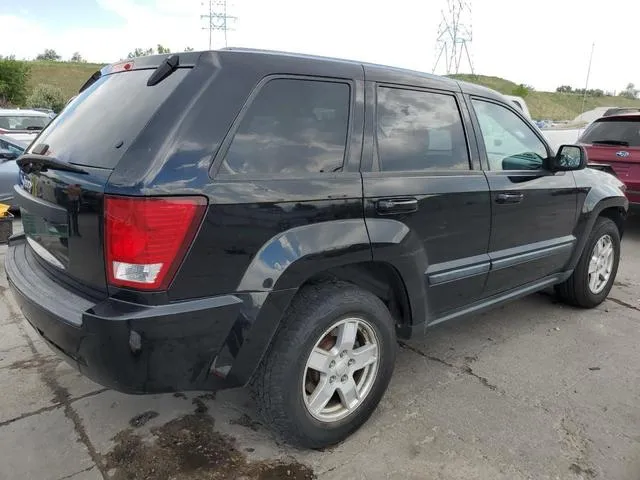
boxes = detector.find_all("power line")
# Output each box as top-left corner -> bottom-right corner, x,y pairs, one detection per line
432,0 -> 475,76
201,0 -> 237,50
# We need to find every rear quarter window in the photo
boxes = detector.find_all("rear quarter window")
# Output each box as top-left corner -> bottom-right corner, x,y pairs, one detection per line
30,68 -> 190,169
218,78 -> 351,176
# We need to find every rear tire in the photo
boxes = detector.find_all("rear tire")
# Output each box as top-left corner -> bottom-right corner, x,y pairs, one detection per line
555,217 -> 620,308
251,281 -> 397,449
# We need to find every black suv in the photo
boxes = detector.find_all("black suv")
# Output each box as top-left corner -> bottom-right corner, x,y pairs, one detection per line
6,49 -> 628,449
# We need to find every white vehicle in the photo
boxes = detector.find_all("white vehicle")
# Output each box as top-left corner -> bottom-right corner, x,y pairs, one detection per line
504,95 -> 532,120
0,109 -> 50,142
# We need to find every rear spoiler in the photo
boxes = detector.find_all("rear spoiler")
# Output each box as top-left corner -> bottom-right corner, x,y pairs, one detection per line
78,51 -> 210,94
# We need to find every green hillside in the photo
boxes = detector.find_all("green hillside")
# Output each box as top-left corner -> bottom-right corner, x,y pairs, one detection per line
20,63 -> 640,121
27,61 -> 104,101
451,74 -> 640,121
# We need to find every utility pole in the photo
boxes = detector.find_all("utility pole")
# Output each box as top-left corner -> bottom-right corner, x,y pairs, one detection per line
581,42 -> 595,115
201,0 -> 237,50
433,0 -> 475,76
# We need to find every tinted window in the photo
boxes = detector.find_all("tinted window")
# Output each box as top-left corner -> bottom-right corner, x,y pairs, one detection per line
0,138 -> 24,155
30,68 -> 189,169
579,119 -> 640,147
0,115 -> 49,131
376,87 -> 469,171
472,100 -> 547,171
220,79 -> 350,175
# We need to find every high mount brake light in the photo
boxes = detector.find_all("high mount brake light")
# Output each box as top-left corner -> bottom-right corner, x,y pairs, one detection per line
104,196 -> 207,290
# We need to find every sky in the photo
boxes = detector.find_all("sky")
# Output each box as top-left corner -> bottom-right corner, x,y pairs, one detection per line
1,0 -> 638,93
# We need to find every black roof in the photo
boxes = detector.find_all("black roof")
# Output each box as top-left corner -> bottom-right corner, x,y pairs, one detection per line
220,47 -> 504,101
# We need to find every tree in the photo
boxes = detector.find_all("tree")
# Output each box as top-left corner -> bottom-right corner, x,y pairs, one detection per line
619,83 -> 638,99
184,46 -> 194,52
36,49 -> 61,61
556,85 -> 573,93
70,52 -> 86,63
127,47 -> 154,58
26,84 -> 66,113
157,44 -> 171,54
512,83 -> 533,98
0,58 -> 31,105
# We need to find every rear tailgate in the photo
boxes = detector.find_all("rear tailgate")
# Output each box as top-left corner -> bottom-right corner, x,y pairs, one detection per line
579,115 -> 640,201
15,58 -> 192,295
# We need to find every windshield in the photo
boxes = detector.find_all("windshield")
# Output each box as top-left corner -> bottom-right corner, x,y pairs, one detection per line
29,68 -> 189,169
0,115 -> 49,131
580,119 -> 640,147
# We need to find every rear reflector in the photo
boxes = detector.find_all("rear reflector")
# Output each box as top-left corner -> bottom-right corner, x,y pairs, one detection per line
104,196 -> 207,290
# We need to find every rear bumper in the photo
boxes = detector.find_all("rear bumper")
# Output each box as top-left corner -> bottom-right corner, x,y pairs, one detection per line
625,188 -> 640,205
6,235 -> 245,394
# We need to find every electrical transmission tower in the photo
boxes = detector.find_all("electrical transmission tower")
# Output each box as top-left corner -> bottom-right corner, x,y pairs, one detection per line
201,0 -> 237,50
432,0 -> 475,76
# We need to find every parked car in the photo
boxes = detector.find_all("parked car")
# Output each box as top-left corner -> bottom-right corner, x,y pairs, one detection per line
602,107 -> 640,118
31,108 -> 57,120
0,109 -> 50,142
6,49 -> 628,449
0,134 -> 27,207
577,113 -> 640,205
504,94 -> 532,120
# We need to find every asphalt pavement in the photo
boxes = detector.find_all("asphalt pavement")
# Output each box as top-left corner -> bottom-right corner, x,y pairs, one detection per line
1,216 -> 639,480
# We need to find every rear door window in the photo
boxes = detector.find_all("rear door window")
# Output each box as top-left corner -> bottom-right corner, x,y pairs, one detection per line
29,68 -> 190,169
580,119 -> 640,147
376,87 -> 470,171
219,78 -> 350,175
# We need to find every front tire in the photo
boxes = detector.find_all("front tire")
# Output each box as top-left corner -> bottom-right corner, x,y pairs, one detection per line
251,281 -> 397,449
556,217 -> 621,308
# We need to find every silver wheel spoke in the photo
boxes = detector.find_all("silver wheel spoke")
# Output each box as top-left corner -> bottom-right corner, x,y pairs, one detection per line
307,347 -> 333,373
302,316 -> 380,423
307,376 -> 335,414
351,343 -> 378,370
335,320 -> 358,351
588,234 -> 615,294
337,378 -> 359,410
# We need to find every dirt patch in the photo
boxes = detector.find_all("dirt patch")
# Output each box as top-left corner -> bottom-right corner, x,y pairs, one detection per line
105,411 -> 314,480
129,411 -> 159,428
8,356 -> 57,371
197,392 -> 217,401
230,414 -> 261,432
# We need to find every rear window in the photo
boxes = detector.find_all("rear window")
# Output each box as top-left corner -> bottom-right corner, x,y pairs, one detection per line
29,68 -> 189,169
0,115 -> 49,131
580,118 -> 640,147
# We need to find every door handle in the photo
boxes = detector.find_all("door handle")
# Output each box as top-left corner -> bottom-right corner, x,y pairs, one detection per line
495,192 -> 524,204
376,198 -> 418,214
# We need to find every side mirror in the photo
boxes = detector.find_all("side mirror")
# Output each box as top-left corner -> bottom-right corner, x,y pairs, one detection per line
0,150 -> 18,161
549,144 -> 587,172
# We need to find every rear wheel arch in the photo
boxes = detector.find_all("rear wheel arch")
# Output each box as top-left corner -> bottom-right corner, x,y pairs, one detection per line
299,261 -> 414,338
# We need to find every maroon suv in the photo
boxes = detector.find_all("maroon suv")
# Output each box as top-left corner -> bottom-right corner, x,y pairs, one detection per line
578,113 -> 640,204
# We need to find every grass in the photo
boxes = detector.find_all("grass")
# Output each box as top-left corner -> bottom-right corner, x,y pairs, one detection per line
451,74 -> 640,121
20,62 -> 640,121
27,61 -> 105,102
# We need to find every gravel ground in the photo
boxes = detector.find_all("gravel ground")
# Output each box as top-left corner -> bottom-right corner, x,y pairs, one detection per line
0,216 -> 639,480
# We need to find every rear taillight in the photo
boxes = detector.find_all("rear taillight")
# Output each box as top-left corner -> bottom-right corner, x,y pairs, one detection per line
104,196 -> 207,290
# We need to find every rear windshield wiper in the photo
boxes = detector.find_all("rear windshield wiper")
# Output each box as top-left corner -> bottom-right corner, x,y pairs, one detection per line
591,139 -> 629,146
17,154 -> 88,175
26,126 -> 43,131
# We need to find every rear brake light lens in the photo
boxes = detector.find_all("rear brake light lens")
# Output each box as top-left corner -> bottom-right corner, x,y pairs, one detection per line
104,196 -> 207,290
